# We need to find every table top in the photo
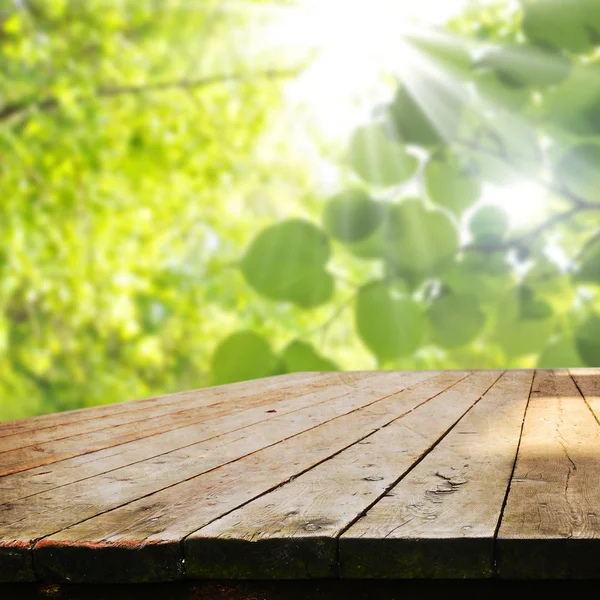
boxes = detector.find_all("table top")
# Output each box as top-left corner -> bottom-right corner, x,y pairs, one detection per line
1,369 -> 599,583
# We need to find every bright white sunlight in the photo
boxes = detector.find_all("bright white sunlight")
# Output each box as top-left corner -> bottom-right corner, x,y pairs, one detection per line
264,0 -> 552,232
268,0 -> 478,138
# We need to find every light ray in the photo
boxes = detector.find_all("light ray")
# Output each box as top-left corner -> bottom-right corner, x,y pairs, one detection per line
260,0 -> 593,235
481,181 -> 549,229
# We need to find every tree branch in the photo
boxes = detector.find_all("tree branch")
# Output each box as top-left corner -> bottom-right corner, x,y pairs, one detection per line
456,137 -> 600,253
574,228 -> 600,264
306,292 -> 356,345
455,137 -> 593,209
0,66 -> 305,122
463,205 -> 597,253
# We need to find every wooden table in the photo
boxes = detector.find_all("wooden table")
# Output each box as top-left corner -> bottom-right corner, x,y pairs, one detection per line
1,369 -> 600,591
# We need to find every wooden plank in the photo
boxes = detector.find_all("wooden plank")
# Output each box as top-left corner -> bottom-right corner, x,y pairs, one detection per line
29,372 -> 466,583
0,372 -> 351,478
0,374 -> 322,435
570,368 -> 600,419
0,372 -> 386,501
0,372 -> 333,438
0,373 -> 340,455
0,371 -> 438,582
340,370 -> 531,579
185,371 -> 503,579
496,369 -> 600,579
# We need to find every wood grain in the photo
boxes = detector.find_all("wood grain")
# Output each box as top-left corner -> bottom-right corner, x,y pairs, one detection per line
496,369 -> 600,579
0,372 -> 360,480
5,369 -> 600,584
0,372 -> 377,502
0,373 -> 339,457
570,368 -> 600,420
340,370 -> 531,579
185,371 -> 501,579
30,372 -> 456,583
0,372 -> 326,437
1,371 -> 434,582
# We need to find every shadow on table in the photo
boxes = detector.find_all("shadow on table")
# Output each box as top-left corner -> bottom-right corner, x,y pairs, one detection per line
3,580 -> 600,600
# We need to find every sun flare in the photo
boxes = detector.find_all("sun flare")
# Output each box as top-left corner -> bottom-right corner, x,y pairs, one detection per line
483,181 -> 549,229
268,0 -> 474,138
265,0 -> 552,229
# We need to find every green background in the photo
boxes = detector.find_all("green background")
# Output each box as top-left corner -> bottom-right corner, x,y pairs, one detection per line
2,0 -> 600,420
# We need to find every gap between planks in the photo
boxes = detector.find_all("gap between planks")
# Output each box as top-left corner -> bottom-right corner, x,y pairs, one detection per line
0,372 -> 392,500
6,370 -> 600,583
185,370 -> 506,580
30,371 -> 473,583
1,371 -> 440,582
496,369 -> 600,578
0,372 -> 326,438
0,372 -> 341,458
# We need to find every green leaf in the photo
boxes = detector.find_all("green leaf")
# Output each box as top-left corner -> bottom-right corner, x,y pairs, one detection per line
494,288 -> 554,357
523,258 -> 576,313
281,340 -> 339,372
425,153 -> 481,216
575,313 -> 600,367
355,280 -> 425,362
460,107 -> 542,185
287,271 -> 335,309
383,198 -> 459,279
428,293 -> 485,349
537,336 -> 585,368
402,33 -> 472,76
518,286 -> 554,320
346,124 -> 419,187
346,223 -> 387,260
385,82 -> 464,147
323,188 -> 384,243
459,252 -> 512,278
241,219 -> 334,308
541,65 -> 600,137
555,142 -> 600,204
468,113 -> 541,184
469,205 -> 509,243
521,0 -> 600,53
344,201 -> 393,260
496,316 -> 553,357
383,261 -> 427,293
473,71 -> 531,111
477,45 -> 570,88
442,254 -> 512,304
212,331 -> 278,385
575,238 -> 600,284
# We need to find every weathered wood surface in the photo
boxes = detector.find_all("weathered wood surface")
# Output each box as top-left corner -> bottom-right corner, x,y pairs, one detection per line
186,370 -> 489,579
0,372 -> 342,474
2,369 -> 600,583
340,370 -> 531,578
496,369 -> 600,578
0,373 -> 323,439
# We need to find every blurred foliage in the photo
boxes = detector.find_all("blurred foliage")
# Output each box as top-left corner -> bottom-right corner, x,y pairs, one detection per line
3,0 -> 600,420
0,0 -> 304,418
